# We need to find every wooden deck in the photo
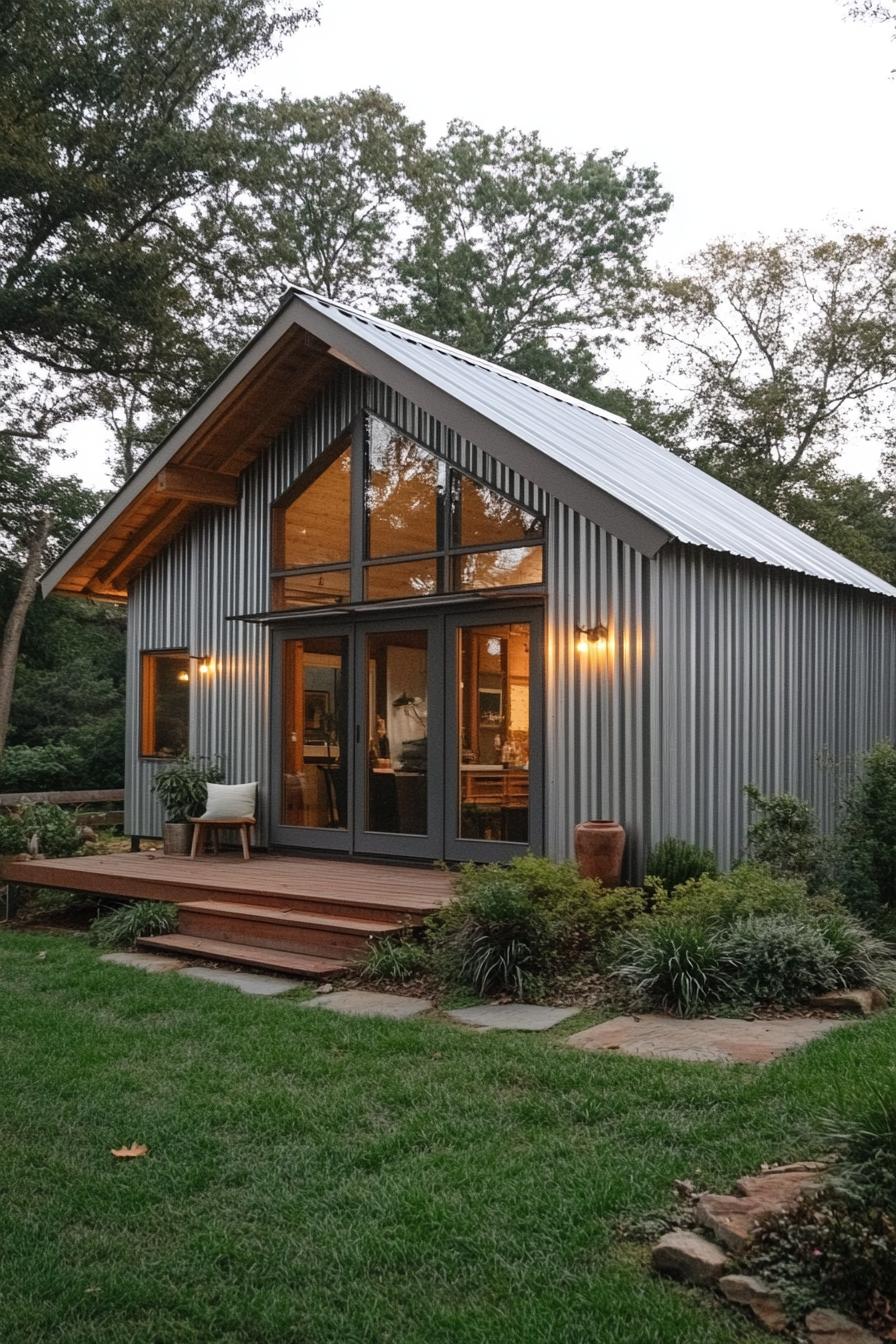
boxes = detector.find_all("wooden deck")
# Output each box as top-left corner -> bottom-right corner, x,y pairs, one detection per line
2,851 -> 455,978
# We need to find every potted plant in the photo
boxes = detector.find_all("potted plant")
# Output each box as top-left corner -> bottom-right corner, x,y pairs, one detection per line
151,755 -> 223,855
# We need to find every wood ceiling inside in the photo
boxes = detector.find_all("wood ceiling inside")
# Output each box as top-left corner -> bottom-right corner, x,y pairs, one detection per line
56,328 -> 342,600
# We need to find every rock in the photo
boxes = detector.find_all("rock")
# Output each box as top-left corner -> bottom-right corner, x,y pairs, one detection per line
735,1168 -> 822,1207
695,1193 -> 767,1252
719,1274 -> 789,1333
808,988 -> 886,1016
760,1160 -> 830,1174
651,1230 -> 729,1285
805,1308 -> 881,1344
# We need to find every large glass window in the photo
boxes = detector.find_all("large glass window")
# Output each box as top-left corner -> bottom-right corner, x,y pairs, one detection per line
271,415 -> 545,610
140,651 -> 190,758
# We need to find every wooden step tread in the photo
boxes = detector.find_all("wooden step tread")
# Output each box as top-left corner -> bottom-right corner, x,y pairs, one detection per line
136,933 -> 350,977
178,899 -> 406,935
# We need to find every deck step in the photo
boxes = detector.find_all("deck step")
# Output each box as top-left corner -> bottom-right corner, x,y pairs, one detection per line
178,899 -> 405,935
176,899 -> 407,958
136,933 -> 351,978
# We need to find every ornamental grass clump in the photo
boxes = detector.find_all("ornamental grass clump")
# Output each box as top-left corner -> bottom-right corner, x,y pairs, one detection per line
362,936 -> 430,984
722,913 -> 842,1006
90,901 -> 179,948
612,917 -> 734,1016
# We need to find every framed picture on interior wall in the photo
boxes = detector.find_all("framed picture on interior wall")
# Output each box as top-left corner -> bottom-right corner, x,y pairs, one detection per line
304,690 -> 331,736
478,688 -> 503,725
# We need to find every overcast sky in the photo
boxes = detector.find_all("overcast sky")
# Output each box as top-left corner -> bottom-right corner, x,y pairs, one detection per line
62,0 -> 896,486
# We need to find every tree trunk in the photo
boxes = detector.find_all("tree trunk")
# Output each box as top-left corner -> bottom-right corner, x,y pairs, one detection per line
0,512 -> 53,755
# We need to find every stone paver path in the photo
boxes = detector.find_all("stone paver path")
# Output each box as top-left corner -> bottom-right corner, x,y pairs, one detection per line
100,952 -> 188,973
446,1004 -> 581,1031
566,1013 -> 846,1063
301,989 -> 432,1019
179,966 -> 302,996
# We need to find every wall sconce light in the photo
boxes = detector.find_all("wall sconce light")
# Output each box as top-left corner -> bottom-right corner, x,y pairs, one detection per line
176,669 -> 190,684
197,656 -> 214,676
576,623 -> 608,654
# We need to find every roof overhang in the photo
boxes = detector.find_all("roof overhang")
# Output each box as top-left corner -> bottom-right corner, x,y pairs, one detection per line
43,293 -> 672,600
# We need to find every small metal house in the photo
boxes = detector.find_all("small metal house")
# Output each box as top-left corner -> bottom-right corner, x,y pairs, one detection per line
43,289 -> 896,877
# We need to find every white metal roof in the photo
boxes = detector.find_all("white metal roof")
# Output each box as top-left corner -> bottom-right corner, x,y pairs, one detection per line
288,287 -> 896,599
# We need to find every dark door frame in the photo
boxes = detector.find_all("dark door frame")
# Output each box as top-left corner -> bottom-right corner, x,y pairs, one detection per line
269,602 -> 544,862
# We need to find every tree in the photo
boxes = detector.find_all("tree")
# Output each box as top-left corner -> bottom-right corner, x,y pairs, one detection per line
206,89 -> 425,328
389,121 -> 671,398
0,0 -> 318,751
643,230 -> 896,569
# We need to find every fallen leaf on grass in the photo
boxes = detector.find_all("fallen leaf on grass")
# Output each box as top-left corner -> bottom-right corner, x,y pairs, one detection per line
36,951 -> 47,960
111,1143 -> 148,1159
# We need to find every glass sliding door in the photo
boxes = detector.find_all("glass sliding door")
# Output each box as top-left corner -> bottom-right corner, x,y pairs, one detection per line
446,607 -> 543,861
353,617 -> 444,859
271,629 -> 352,849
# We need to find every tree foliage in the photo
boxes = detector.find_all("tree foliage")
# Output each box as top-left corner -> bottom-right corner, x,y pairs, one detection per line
643,230 -> 896,577
390,121 -> 671,397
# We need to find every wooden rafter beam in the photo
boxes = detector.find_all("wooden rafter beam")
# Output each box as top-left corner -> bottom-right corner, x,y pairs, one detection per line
95,499 -> 194,588
155,465 -> 239,507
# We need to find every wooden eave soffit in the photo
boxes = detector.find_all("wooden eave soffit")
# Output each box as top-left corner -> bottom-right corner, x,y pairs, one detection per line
155,465 -> 239,507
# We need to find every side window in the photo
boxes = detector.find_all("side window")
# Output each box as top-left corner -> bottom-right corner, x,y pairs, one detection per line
141,651 -> 190,757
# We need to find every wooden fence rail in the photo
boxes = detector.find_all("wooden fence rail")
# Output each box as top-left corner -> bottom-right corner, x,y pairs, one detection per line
0,788 -> 124,808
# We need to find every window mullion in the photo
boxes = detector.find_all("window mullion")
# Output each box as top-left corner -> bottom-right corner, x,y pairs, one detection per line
350,413 -> 366,603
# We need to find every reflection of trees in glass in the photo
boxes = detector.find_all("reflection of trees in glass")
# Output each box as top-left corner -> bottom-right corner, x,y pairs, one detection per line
459,477 -> 543,545
366,418 -> 445,554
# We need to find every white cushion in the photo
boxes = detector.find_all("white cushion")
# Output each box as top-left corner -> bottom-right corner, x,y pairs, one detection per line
200,782 -> 257,821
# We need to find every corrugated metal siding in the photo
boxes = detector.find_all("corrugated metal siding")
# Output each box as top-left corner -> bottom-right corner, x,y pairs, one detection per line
545,506 -> 651,878
648,544 -> 896,870
290,289 -> 896,599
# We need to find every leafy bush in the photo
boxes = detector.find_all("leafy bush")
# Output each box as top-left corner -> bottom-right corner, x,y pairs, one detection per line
645,837 -> 716,889
723,914 -> 842,1005
363,936 -> 430,983
666,862 -> 815,925
0,812 -> 28,854
151,755 -> 223,822
744,784 -> 823,884
90,901 -> 179,948
613,917 -> 734,1016
427,856 -> 650,996
749,1094 -> 896,1334
0,711 -> 125,792
21,802 -> 83,857
835,741 -> 896,918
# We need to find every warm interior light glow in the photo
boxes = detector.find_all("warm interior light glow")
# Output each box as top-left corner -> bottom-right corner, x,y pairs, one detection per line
576,634 -> 590,654
176,670 -> 190,683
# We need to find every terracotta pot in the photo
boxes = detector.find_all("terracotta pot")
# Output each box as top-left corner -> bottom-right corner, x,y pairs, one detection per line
162,821 -> 194,856
574,819 -> 626,887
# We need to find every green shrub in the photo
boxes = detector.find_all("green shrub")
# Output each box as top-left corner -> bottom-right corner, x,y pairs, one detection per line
744,784 -> 823,884
362,936 -> 429,983
723,913 -> 842,1005
835,741 -> 896,918
645,837 -> 716,889
0,812 -> 28,854
666,862 -> 815,925
90,901 -> 179,948
0,712 -> 125,793
613,917 -> 735,1016
151,755 -> 223,822
427,856 -> 650,996
748,1094 -> 896,1334
19,803 -> 82,857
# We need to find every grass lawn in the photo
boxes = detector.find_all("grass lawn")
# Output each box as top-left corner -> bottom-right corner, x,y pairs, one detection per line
2,932 -> 895,1344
